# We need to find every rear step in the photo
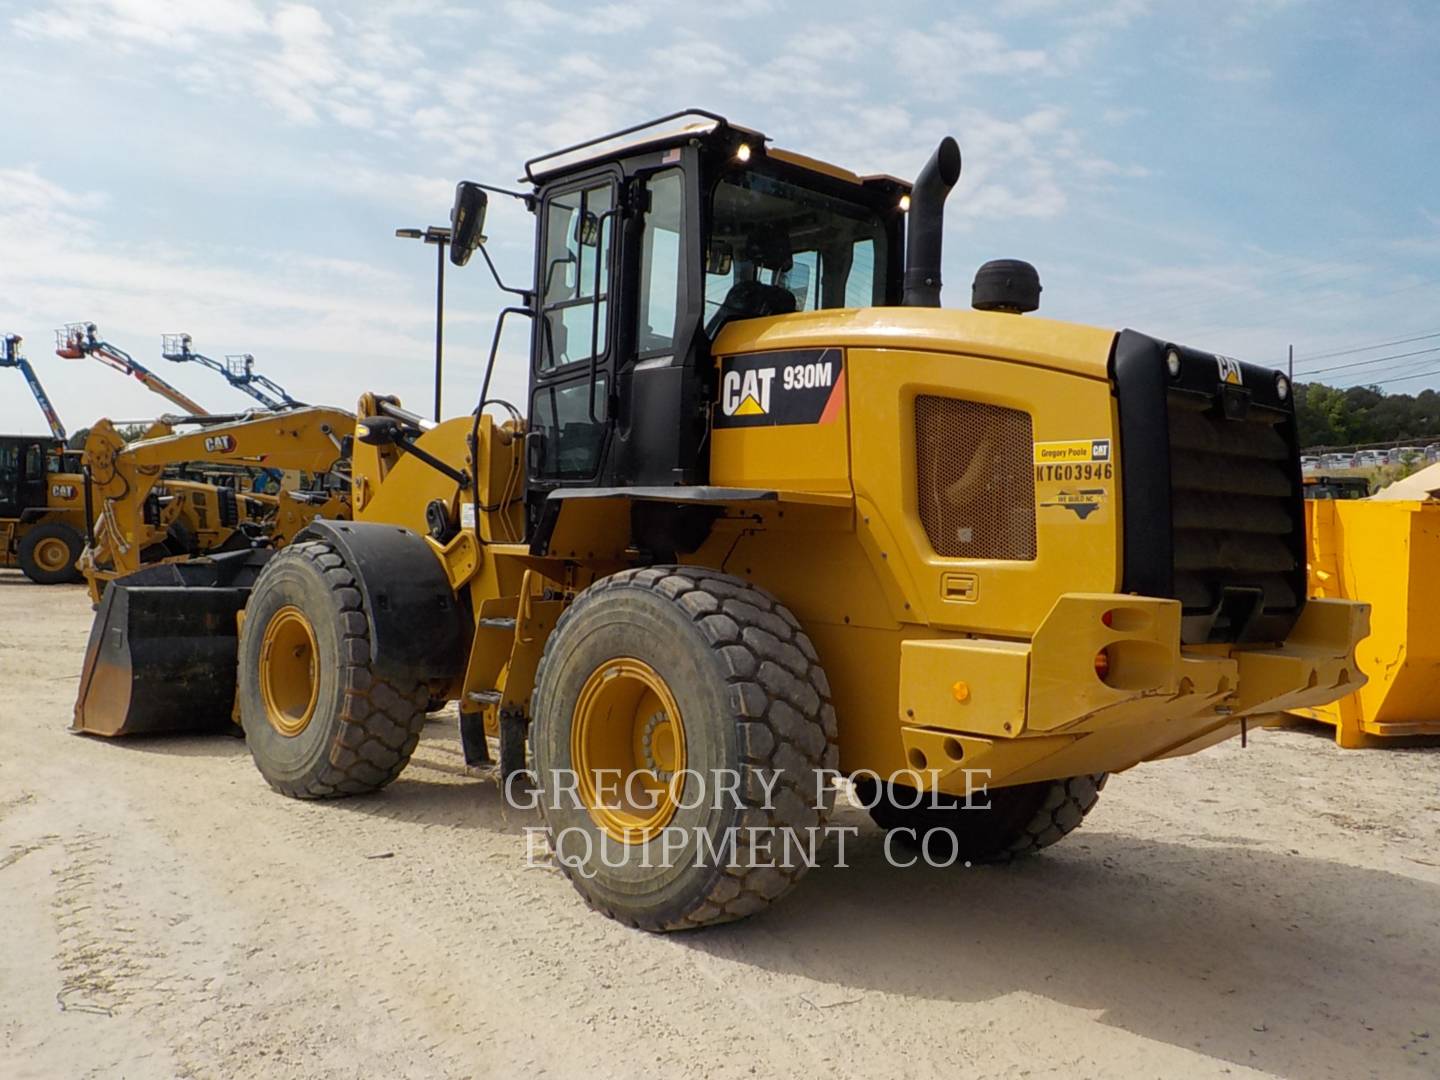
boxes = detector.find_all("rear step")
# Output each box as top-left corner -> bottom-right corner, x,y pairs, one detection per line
73,550 -> 271,737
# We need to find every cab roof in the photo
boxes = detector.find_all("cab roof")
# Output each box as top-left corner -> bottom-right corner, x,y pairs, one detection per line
522,108 -> 910,195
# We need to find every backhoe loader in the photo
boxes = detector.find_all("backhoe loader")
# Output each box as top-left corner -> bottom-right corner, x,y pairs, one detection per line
77,406 -> 353,601
75,111 -> 1369,931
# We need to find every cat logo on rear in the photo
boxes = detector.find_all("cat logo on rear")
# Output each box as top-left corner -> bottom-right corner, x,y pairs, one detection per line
204,434 -> 237,454
1215,354 -> 1243,386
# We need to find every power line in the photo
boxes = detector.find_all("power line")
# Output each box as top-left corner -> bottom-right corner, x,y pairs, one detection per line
1372,366 -> 1440,388
1294,328 -> 1440,363
1296,344 -> 1440,378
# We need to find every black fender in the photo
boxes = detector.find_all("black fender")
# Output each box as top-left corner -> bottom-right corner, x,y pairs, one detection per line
295,519 -> 468,685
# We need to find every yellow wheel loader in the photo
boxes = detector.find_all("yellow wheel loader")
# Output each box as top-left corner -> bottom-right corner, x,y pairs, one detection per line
1,333 -> 90,583
75,112 -> 1368,930
77,407 -> 353,603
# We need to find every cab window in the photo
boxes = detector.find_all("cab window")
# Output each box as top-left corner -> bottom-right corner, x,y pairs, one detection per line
704,170 -> 887,335
636,170 -> 684,355
538,181 -> 614,372
531,376 -> 608,480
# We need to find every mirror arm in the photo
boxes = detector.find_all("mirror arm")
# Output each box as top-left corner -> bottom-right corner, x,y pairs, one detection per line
477,242 -> 533,305
468,181 -> 537,212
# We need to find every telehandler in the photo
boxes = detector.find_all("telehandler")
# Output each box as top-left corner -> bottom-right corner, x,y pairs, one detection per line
75,112 -> 1368,931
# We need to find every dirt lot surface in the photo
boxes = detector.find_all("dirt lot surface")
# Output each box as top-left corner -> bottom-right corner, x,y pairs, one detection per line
2,572 -> 1438,1079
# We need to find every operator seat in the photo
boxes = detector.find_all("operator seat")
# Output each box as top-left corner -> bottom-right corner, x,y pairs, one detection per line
706,280 -> 797,336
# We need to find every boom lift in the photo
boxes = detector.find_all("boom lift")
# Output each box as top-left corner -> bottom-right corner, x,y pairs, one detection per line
3,333 -> 67,440
75,112 -> 1369,931
161,334 -> 301,411
56,322 -> 208,417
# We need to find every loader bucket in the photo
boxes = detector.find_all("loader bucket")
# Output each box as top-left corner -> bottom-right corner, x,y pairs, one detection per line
73,550 -> 271,737
1293,498 -> 1440,746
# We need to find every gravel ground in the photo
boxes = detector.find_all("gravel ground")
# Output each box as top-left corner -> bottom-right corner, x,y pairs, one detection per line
1,570 -> 1437,1079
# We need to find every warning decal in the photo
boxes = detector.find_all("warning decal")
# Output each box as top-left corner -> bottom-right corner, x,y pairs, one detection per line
714,348 -> 844,429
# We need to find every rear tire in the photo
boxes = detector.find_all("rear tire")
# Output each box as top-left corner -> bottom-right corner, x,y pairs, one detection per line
237,540 -> 429,798
18,522 -> 83,584
854,773 -> 1107,863
531,565 -> 838,931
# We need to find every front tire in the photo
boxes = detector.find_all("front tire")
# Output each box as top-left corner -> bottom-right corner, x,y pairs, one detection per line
18,521 -> 83,584
531,566 -> 838,931
237,540 -> 429,798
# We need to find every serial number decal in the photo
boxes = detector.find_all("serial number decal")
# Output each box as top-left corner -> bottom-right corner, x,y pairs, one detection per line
1033,438 -> 1111,464
1035,462 -> 1114,483
715,348 -> 844,429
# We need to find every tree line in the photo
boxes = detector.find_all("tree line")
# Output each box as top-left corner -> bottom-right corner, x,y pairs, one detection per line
1293,382 -> 1440,450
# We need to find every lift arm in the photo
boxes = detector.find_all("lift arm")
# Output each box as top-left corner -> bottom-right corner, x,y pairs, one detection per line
2,334 -> 67,440
56,323 -> 209,417
161,334 -> 301,411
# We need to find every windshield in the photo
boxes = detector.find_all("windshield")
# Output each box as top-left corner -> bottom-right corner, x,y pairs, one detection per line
705,170 -> 887,334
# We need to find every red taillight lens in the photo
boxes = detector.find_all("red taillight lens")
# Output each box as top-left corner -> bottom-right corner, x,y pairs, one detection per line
1094,649 -> 1111,680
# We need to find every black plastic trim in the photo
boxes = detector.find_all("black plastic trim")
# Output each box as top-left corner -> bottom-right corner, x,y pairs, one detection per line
1110,328 -> 1306,644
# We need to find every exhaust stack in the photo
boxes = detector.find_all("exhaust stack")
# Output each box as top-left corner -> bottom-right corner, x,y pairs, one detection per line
902,137 -> 963,307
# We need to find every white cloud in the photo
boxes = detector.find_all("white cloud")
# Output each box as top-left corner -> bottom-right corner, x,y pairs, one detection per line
14,0 -> 266,49
0,167 -> 485,431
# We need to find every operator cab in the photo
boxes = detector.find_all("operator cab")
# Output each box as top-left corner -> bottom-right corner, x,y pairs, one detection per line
0,435 -> 64,520
451,110 -> 910,535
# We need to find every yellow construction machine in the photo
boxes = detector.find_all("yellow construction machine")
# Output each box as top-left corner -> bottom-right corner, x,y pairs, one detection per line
1292,481 -> 1440,745
75,111 -> 1369,931
1,333 -> 90,582
77,407 -> 353,601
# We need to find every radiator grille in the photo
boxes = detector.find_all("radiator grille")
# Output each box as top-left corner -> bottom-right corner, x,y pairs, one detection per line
1167,391 -> 1300,616
915,396 -> 1036,560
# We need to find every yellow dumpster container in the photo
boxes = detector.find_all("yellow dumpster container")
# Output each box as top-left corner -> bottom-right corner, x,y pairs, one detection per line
1295,498 -> 1440,746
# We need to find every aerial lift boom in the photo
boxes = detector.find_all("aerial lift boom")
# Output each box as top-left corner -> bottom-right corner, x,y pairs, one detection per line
2,333 -> 67,440
161,334 -> 301,411
56,322 -> 208,416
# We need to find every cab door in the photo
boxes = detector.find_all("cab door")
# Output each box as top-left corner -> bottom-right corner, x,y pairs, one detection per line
528,171 -> 619,492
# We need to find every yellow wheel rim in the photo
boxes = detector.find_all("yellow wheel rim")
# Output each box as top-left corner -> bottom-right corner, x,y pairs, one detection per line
33,537 -> 70,573
259,605 -> 320,737
571,658 -> 688,844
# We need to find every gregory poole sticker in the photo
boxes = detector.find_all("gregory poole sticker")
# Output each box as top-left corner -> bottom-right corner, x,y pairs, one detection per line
1034,437 -> 1113,520
1034,438 -> 1111,464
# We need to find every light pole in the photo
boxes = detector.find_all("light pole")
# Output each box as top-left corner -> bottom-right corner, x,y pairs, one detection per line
395,225 -> 452,421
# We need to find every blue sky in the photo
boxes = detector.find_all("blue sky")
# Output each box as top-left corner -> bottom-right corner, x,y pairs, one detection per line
1,0 -> 1437,434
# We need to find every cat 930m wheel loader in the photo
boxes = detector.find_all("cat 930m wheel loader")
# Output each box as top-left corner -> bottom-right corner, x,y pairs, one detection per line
74,111 -> 1369,931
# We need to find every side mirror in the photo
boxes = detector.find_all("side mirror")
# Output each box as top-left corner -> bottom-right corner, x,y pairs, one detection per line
574,210 -> 601,248
450,181 -> 489,267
